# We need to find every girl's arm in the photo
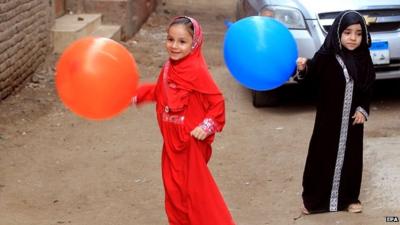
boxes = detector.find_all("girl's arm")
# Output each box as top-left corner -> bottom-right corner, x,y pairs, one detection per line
134,83 -> 157,105
190,93 -> 225,141
293,53 -> 328,95
200,94 -> 225,134
294,53 -> 326,82
353,85 -> 373,124
353,56 -> 375,124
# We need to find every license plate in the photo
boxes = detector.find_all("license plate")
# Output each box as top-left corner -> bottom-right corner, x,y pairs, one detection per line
370,41 -> 390,65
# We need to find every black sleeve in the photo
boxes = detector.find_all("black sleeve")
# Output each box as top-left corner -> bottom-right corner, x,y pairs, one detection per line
295,53 -> 327,82
294,52 -> 328,90
355,57 -> 376,119
354,80 -> 374,119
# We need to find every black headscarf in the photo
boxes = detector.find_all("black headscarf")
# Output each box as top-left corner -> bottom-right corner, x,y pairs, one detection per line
317,10 -> 375,91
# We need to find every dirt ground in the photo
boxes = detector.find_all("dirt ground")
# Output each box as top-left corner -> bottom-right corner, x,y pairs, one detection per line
1,2 -> 400,225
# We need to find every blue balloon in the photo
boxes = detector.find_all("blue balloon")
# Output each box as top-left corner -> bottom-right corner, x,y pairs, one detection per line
224,19 -> 233,28
223,16 -> 298,91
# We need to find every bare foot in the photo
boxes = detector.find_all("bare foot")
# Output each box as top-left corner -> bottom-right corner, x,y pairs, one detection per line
301,204 -> 310,215
347,203 -> 362,213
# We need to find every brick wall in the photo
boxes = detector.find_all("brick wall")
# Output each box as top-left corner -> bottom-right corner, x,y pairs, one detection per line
0,0 -> 52,100
162,0 -> 235,11
65,0 -> 157,40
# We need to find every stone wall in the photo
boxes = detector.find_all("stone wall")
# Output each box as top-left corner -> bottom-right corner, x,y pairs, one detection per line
65,0 -> 157,40
0,0 -> 52,100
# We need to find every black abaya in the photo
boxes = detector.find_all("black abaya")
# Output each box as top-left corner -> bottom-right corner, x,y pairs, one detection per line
301,53 -> 369,212
299,10 -> 375,214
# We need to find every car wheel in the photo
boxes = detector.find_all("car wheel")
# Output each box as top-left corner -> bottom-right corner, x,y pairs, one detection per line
252,90 -> 280,107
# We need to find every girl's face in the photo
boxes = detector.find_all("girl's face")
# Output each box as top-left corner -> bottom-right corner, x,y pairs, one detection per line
166,24 -> 193,61
340,23 -> 362,51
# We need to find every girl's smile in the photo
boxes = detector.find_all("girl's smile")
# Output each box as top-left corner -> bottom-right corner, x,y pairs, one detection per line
166,24 -> 193,61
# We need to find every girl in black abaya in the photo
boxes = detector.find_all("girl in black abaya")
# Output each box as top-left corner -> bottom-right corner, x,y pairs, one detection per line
296,10 -> 376,214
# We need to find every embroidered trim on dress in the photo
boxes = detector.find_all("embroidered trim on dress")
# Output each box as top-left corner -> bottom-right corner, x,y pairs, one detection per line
162,112 -> 184,125
200,118 -> 215,135
329,55 -> 354,211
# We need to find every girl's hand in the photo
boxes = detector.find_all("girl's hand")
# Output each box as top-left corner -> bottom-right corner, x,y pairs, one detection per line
352,111 -> 366,125
190,126 -> 208,140
296,57 -> 307,71
131,96 -> 137,106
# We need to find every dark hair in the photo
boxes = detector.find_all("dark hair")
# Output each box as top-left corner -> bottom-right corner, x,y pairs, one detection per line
169,17 -> 194,37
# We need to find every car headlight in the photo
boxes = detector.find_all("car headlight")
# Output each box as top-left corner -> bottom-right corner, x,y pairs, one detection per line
260,6 -> 306,29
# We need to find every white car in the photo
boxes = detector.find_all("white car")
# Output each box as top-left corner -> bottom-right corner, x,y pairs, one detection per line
236,0 -> 400,106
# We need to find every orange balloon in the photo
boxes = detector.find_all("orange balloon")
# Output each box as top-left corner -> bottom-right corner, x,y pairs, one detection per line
56,37 -> 139,120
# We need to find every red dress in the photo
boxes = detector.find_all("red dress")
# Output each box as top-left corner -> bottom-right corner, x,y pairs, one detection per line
135,16 -> 235,225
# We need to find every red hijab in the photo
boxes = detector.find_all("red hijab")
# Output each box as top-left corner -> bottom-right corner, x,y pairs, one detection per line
159,16 -> 222,111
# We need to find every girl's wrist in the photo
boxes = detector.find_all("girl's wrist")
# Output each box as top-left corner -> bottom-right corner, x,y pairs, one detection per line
199,118 -> 215,135
132,96 -> 137,105
356,106 -> 368,121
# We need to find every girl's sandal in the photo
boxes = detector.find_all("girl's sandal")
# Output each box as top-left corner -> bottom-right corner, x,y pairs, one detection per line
347,203 -> 362,213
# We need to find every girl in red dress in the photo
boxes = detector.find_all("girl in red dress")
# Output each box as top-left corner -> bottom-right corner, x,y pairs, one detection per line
134,16 -> 235,225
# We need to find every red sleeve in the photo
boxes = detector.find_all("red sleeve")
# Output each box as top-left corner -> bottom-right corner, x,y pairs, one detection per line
135,83 -> 156,105
200,93 -> 225,133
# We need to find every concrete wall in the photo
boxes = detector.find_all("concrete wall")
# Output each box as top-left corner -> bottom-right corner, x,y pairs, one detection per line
65,0 -> 158,40
0,0 -> 53,100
